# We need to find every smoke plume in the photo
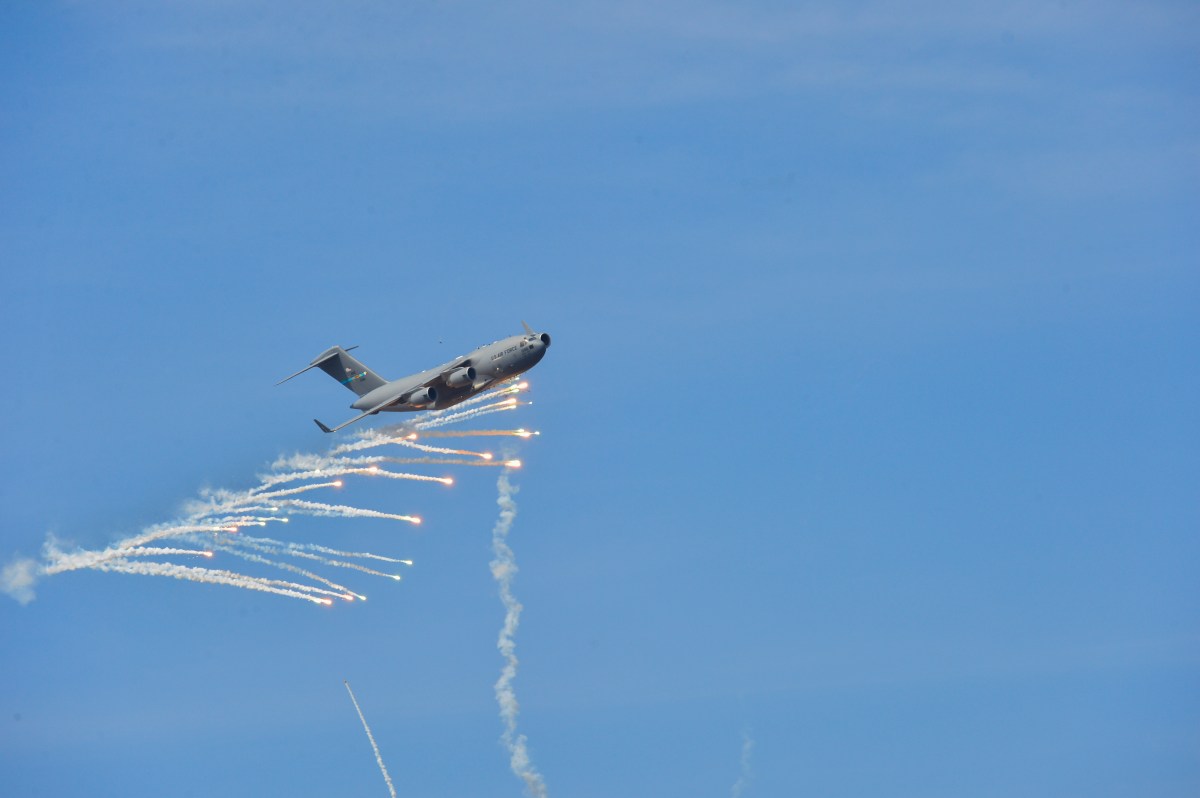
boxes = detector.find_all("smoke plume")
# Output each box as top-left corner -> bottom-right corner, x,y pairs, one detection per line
491,471 -> 549,797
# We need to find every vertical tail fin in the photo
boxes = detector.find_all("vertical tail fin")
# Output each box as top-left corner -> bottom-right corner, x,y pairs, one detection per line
286,346 -> 387,397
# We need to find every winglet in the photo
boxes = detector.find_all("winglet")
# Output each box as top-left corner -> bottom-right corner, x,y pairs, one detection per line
314,418 -> 334,433
521,320 -> 534,335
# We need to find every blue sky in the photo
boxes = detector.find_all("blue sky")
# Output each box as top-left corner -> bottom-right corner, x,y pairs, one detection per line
1,2 -> 1197,796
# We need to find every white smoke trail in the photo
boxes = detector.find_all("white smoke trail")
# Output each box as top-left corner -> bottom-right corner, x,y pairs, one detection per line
384,437 -> 491,459
258,466 -> 451,490
417,429 -> 537,439
119,523 -> 234,549
90,559 -> 334,605
207,515 -> 289,529
277,499 -> 421,524
330,430 -> 416,457
180,481 -> 344,520
92,557 -> 350,602
129,547 -> 213,557
209,545 -> 363,601
203,507 -> 284,521
368,468 -> 454,486
490,471 -> 549,797
381,458 -> 505,468
13,468 -> 409,605
4,376 -> 535,606
331,455 -> 508,469
731,729 -> 755,798
268,452 -> 328,471
183,488 -> 265,518
243,535 -> 411,564
251,467 -> 363,491
230,536 -> 404,581
41,543 -> 212,575
344,680 -> 398,798
248,481 -> 345,502
418,399 -> 520,430
418,395 -> 521,428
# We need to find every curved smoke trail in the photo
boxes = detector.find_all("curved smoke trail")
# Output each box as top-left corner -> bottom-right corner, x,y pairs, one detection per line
1,380 -> 536,606
491,471 -> 549,797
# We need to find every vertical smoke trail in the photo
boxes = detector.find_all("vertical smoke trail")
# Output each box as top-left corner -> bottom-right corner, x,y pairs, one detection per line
731,729 -> 754,798
490,471 -> 548,797
344,680 -> 398,798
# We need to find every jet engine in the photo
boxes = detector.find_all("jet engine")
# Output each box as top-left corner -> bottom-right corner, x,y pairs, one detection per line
443,366 -> 477,388
403,386 -> 438,408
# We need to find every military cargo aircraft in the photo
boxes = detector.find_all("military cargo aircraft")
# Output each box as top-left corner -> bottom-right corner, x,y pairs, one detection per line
278,322 -> 551,433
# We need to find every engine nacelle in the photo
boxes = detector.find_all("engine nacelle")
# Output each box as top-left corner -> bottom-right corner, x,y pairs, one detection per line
443,366 -> 477,389
404,386 -> 438,408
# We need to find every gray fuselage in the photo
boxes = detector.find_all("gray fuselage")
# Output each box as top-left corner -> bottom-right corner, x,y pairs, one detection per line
349,331 -> 550,413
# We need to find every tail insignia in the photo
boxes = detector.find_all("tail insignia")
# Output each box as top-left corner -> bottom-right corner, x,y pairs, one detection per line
340,370 -> 368,386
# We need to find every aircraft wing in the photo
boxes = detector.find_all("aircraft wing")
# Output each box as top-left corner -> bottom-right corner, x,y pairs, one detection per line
436,358 -> 472,377
313,392 -> 405,434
